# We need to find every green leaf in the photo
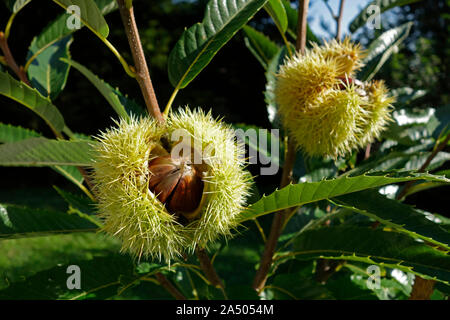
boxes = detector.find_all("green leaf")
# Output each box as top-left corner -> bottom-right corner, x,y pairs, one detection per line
0,137 -> 95,167
25,0 -> 116,73
358,22 -> 413,81
0,123 -> 40,143
233,123 -> 282,171
331,190 -> 450,250
290,226 -> 450,284
61,58 -> 144,119
0,203 -> 98,240
52,165 -> 84,186
264,0 -> 287,33
4,0 -> 31,12
270,272 -> 332,299
27,35 -> 72,100
243,25 -> 280,70
168,0 -> 269,89
238,171 -> 450,222
0,255 -> 135,299
52,0 -> 109,38
0,70 -> 65,134
390,87 -> 427,106
0,124 -> 86,187
54,186 -> 96,216
349,0 -> 422,33
265,45 -> 290,127
428,105 -> 450,140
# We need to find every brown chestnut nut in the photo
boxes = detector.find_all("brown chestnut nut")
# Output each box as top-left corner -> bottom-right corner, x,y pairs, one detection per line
148,154 -> 204,220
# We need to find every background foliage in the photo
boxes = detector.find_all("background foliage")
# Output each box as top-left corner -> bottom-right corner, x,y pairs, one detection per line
0,0 -> 449,300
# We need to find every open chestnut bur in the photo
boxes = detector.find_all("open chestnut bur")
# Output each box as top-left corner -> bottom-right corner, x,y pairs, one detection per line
92,108 -> 252,261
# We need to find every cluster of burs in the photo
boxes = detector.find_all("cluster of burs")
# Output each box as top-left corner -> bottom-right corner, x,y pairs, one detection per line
275,38 -> 394,157
92,39 -> 393,261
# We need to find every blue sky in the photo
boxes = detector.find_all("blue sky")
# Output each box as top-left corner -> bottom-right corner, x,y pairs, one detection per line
308,0 -> 373,39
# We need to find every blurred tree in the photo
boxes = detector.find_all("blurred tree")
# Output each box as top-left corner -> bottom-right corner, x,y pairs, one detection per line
357,0 -> 450,108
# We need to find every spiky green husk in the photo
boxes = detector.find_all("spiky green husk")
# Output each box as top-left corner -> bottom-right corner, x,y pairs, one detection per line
92,108 -> 251,261
274,38 -> 393,157
356,80 -> 395,148
289,87 -> 366,157
167,108 -> 252,248
311,37 -> 365,76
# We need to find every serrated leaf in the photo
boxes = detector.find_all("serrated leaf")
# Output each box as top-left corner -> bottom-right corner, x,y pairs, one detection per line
343,143 -> 434,176
359,22 -> 413,81
289,226 -> 450,284
349,0 -> 422,33
243,25 -> 280,70
27,35 -> 72,100
0,123 -> 40,143
238,171 -> 450,222
0,70 -> 65,134
168,0 -> 269,89
264,0 -> 287,33
62,58 -> 145,119
0,137 -> 95,167
331,190 -> 450,250
52,0 -> 109,38
0,203 -> 98,240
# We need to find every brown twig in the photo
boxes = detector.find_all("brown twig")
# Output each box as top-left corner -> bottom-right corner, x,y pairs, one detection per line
154,272 -> 186,300
335,0 -> 345,40
117,0 -> 164,122
0,32 -> 30,85
295,0 -> 310,54
364,143 -> 372,160
196,248 -> 228,299
196,248 -> 224,288
323,0 -> 337,20
322,0 -> 345,40
409,277 -> 436,300
252,0 -> 309,292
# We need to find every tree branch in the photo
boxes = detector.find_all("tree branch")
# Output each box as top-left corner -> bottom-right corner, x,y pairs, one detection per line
0,32 -> 30,85
117,0 -> 164,122
196,248 -> 225,288
336,0 -> 345,40
154,272 -> 186,300
409,277 -> 436,300
252,0 -> 309,292
323,0 -> 336,20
